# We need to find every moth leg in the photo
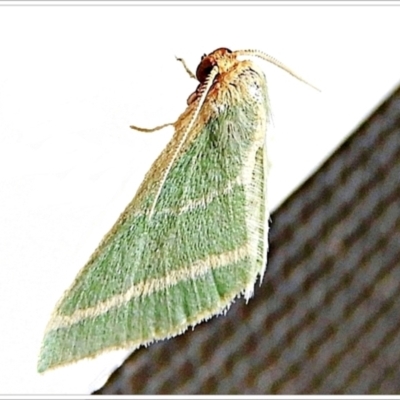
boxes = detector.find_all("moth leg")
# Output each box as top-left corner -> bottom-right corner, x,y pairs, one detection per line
175,56 -> 196,80
130,122 -> 174,132
130,55 -> 195,133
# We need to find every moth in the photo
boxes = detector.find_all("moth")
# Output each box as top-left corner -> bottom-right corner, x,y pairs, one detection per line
38,47 -> 316,372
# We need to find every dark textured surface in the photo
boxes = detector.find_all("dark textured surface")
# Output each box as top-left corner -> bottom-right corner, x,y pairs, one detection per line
96,84 -> 400,394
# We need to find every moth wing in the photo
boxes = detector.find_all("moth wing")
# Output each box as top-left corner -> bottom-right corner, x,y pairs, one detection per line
38,67 -> 269,372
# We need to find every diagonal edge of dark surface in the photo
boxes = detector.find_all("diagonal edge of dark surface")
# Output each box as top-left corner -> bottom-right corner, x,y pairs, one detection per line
97,84 -> 400,394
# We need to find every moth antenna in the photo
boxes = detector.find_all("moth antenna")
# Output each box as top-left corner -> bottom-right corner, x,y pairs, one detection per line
148,65 -> 220,219
235,49 -> 320,92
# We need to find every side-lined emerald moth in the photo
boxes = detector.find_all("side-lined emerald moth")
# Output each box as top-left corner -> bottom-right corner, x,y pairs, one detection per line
38,47 -> 317,373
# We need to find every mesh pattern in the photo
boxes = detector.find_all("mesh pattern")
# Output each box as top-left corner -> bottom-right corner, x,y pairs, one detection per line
97,85 -> 400,394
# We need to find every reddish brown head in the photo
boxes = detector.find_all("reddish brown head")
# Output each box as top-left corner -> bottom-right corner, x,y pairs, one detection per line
187,48 -> 236,105
195,48 -> 233,84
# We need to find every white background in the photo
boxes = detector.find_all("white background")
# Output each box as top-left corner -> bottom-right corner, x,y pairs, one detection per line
1,2 -> 399,394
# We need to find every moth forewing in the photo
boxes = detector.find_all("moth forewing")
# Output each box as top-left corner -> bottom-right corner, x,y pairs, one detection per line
38,47 -> 313,373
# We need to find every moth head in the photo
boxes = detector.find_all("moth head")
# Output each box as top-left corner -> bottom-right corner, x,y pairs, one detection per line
195,47 -> 233,84
187,48 -> 234,105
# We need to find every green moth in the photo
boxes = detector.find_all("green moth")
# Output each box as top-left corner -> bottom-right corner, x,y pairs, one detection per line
38,47 -> 316,373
